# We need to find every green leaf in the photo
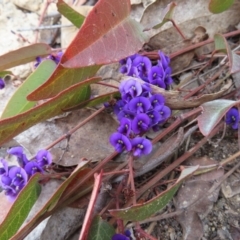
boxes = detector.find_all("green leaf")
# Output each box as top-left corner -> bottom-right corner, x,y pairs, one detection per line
0,78 -> 103,145
0,43 -> 51,71
144,2 -> 176,30
0,174 -> 41,240
209,0 -> 234,13
63,91 -> 120,111
87,216 -> 115,240
197,99 -> 236,136
11,165 -> 90,240
1,60 -> 56,119
57,0 -> 85,28
27,65 -> 100,101
0,71 -> 12,78
109,166 -> 199,221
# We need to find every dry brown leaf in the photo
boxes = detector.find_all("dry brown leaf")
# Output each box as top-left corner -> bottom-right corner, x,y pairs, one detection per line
175,157 -> 224,240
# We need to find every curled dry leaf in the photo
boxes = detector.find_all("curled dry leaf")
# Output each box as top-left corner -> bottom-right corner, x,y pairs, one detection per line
136,78 -> 232,110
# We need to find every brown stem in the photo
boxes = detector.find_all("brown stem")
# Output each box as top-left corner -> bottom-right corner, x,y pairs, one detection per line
137,121 -> 224,198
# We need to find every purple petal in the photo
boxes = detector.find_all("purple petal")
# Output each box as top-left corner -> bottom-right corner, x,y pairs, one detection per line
158,51 -> 170,69
128,96 -> 151,114
226,108 -> 239,129
25,161 -> 43,176
0,175 -> 12,187
132,137 -> 152,157
8,166 -> 28,186
159,106 -> 171,122
7,146 -> 29,167
150,94 -> 165,110
141,83 -> 152,97
0,78 -> 5,89
147,110 -> 161,126
148,65 -> 165,84
35,149 -> 52,167
0,159 -> 9,175
133,56 -> 152,77
132,113 -> 150,134
114,100 -> 125,115
110,132 -> 132,152
117,118 -> 131,136
112,234 -> 129,240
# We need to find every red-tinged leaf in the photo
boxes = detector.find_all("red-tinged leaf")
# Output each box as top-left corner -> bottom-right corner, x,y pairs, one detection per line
197,99 -> 236,136
61,0 -> 148,68
0,43 -> 51,71
143,2 -> 177,31
209,0 -> 234,14
57,0 -> 85,28
27,65 -> 100,101
0,174 -> 41,240
109,166 -> 199,221
63,90 -> 120,111
87,216 -> 115,240
11,163 -> 89,240
1,60 -> 56,119
0,78 -> 104,145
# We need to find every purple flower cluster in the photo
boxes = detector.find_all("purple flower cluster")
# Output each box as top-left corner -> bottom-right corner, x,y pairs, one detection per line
119,51 -> 173,89
110,79 -> 171,157
226,107 -> 239,129
34,51 -> 63,68
0,147 -> 52,201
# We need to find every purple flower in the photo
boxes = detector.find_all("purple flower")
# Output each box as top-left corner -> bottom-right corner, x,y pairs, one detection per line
132,55 -> 152,80
112,234 -> 130,240
117,118 -> 131,136
163,66 -> 173,86
119,79 -> 142,102
0,78 -> 5,89
159,106 -> 171,122
117,106 -> 135,121
1,166 -> 28,201
49,51 -> 63,64
148,66 -> 166,89
35,150 -> 52,168
141,83 -> 152,98
128,96 -> 151,114
34,56 -> 43,68
158,51 -> 170,69
132,113 -> 150,134
110,132 -> 132,152
146,110 -> 161,126
8,146 -> 29,167
132,137 -> 152,157
114,100 -> 125,115
150,94 -> 165,111
226,108 -> 239,129
25,161 -> 43,176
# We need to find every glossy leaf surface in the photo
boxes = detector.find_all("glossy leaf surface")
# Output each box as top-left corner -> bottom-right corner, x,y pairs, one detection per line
0,78 -> 104,145
87,216 -> 115,240
197,99 -> 236,136
110,166 -> 198,221
0,43 -> 51,71
209,0 -> 234,13
57,0 -> 85,28
1,60 -> 56,119
28,0 -> 148,101
0,174 -> 41,240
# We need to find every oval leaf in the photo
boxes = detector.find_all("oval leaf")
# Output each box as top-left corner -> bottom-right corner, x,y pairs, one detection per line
0,77 -> 104,145
57,0 -> 85,28
87,216 -> 115,240
0,43 -> 51,71
197,99 -> 236,136
209,0 -> 234,14
61,0 -> 148,68
109,166 -> 199,221
1,60 -> 56,119
0,174 -> 41,240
